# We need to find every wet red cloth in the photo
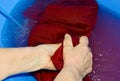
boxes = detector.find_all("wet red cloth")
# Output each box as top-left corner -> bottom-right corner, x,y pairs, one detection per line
28,23 -> 92,81
26,0 -> 98,81
24,0 -> 98,20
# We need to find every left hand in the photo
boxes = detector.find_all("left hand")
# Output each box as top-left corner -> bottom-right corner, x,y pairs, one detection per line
25,43 -> 61,72
0,43 -> 61,80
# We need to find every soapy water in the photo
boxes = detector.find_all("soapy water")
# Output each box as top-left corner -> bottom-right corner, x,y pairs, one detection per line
89,7 -> 120,81
14,19 -> 38,47
1,3 -> 120,81
1,18 -> 38,47
90,33 -> 120,81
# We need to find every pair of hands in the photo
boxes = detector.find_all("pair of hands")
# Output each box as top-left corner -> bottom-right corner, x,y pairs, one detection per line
27,34 -> 92,79
0,34 -> 92,81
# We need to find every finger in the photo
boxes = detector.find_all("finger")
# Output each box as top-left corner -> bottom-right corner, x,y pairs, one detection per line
83,67 -> 91,76
85,66 -> 92,76
63,34 -> 73,48
86,52 -> 93,69
83,63 -> 93,78
86,52 -> 93,64
79,36 -> 89,46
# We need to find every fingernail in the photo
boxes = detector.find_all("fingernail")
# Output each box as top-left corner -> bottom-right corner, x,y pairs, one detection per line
65,33 -> 69,38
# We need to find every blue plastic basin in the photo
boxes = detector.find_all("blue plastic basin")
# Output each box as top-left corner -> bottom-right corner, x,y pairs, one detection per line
0,0 -> 120,81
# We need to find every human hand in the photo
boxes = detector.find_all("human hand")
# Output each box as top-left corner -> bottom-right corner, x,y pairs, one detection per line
0,43 -> 61,80
23,43 -> 61,72
63,34 -> 92,78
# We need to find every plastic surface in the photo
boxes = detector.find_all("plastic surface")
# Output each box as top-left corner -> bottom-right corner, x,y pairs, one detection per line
0,14 -> 5,47
96,0 -> 120,17
4,73 -> 36,81
0,0 -> 20,13
0,0 -> 20,47
0,0 -> 35,47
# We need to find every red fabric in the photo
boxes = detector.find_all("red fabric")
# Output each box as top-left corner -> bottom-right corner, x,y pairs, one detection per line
28,23 -> 91,81
40,4 -> 98,34
23,0 -> 98,20
26,0 -> 98,81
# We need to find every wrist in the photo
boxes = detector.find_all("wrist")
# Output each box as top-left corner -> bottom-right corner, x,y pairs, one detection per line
63,64 -> 83,81
34,45 -> 56,70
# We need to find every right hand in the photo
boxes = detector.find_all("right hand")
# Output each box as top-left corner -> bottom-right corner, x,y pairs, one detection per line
63,34 -> 93,78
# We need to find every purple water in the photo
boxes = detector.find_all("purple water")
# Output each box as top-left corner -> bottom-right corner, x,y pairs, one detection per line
90,7 -> 120,81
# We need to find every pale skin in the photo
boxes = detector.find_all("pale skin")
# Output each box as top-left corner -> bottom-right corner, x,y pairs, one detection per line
54,34 -> 92,81
0,34 -> 92,81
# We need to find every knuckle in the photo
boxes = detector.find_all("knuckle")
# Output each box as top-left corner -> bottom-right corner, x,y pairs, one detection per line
87,67 -> 92,73
89,67 -> 92,72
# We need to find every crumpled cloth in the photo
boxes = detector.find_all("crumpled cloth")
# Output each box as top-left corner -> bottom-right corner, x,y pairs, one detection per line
25,0 -> 98,81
